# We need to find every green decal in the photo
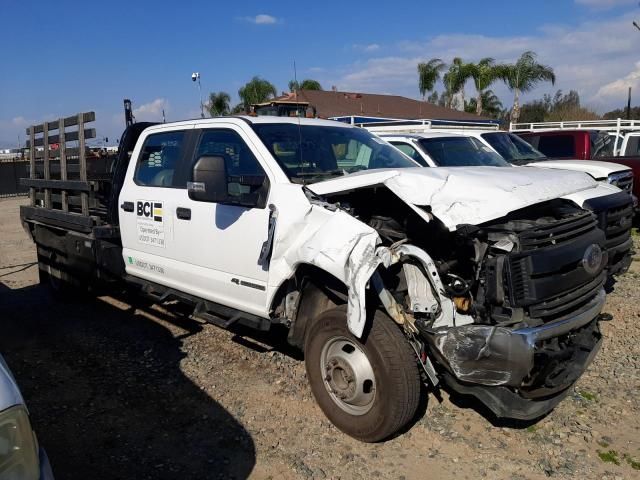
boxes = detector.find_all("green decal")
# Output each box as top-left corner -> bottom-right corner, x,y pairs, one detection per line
128,256 -> 134,264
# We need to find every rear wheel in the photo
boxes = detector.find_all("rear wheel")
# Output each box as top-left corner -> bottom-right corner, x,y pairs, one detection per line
304,306 -> 420,442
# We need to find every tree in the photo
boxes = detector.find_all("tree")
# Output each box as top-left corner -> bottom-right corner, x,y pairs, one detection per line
300,79 -> 322,90
468,58 -> 505,116
603,106 -> 640,120
518,89 -> 598,123
465,89 -> 503,118
502,51 -> 555,123
207,91 -> 231,117
427,91 -> 439,104
443,57 -> 472,109
238,76 -> 278,111
289,79 -> 323,92
417,58 -> 446,100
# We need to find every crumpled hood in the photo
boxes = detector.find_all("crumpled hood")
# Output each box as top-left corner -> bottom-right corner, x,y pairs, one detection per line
525,160 -> 631,180
309,166 -> 598,230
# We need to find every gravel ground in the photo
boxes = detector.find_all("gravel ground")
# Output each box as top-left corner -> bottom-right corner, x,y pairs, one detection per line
0,196 -> 638,480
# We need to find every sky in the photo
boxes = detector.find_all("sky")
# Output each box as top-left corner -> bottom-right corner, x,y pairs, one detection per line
1,0 -> 640,147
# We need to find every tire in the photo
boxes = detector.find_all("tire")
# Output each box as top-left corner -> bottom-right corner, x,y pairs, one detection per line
304,306 -> 420,442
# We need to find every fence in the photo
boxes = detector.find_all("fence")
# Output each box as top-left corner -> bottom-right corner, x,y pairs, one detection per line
0,157 -> 29,198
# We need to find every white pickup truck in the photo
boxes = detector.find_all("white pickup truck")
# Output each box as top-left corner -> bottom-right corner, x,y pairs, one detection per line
21,115 -> 617,441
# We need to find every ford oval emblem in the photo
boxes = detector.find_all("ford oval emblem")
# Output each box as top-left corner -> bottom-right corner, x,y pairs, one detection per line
581,244 -> 603,275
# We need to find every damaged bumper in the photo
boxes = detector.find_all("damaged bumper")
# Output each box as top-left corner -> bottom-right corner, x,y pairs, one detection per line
420,289 -> 605,420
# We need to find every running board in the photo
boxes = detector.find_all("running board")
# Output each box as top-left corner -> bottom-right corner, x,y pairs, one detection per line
126,275 -> 271,332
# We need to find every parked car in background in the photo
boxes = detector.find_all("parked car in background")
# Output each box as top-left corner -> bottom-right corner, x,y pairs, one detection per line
0,354 -> 54,479
513,129 -> 639,206
375,130 -> 634,279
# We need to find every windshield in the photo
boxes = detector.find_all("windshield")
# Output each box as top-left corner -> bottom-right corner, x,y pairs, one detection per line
418,136 -> 509,167
481,132 -> 547,164
252,123 -> 418,183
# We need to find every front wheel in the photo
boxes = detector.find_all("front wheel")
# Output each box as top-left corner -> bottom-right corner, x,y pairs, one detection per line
304,306 -> 421,442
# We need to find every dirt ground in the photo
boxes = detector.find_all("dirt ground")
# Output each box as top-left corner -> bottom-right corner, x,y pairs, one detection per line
0,196 -> 638,480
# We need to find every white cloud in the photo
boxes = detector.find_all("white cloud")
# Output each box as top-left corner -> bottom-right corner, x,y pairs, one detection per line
241,14 -> 279,25
133,98 -> 169,122
353,43 -> 380,53
575,0 -> 636,10
11,116 -> 28,127
597,61 -> 640,98
325,11 -> 640,112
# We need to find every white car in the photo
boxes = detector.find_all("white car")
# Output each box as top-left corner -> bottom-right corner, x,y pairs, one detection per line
0,354 -> 54,479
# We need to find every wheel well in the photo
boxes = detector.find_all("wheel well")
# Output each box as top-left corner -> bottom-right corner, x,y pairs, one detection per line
277,264 -> 348,351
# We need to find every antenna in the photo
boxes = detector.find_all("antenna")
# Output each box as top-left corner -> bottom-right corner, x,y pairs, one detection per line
293,60 -> 305,182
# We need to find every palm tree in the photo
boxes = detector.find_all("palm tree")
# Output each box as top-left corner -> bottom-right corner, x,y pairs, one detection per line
238,76 -> 278,111
443,57 -> 472,109
289,79 -> 323,92
466,90 -> 503,118
417,58 -> 446,100
207,91 -> 231,117
468,58 -> 504,116
502,51 -> 556,123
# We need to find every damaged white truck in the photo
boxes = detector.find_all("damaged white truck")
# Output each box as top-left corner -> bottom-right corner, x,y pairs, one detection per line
21,114 -> 613,442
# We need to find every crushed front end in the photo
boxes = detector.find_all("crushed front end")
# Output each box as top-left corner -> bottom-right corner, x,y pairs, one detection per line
375,199 -> 608,420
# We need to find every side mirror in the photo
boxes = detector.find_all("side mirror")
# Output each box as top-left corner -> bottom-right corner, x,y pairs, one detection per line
188,155 -> 229,203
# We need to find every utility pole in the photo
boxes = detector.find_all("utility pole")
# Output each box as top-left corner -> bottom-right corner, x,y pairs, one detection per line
627,87 -> 632,120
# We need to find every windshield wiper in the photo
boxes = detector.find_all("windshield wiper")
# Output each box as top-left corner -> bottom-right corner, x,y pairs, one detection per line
510,157 -> 544,165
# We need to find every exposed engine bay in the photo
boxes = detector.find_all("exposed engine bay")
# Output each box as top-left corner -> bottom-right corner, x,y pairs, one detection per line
321,185 -> 608,419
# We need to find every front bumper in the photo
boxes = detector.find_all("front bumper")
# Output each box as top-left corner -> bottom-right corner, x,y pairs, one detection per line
420,289 -> 605,419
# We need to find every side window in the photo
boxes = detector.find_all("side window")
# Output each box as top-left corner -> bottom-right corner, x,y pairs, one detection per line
537,135 -> 574,157
389,142 -> 427,166
194,129 -> 267,198
135,130 -> 186,187
625,135 -> 640,156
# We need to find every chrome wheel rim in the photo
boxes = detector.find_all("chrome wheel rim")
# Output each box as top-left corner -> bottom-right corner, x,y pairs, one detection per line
320,336 -> 376,416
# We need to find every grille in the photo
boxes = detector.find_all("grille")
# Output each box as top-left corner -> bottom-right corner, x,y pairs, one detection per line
598,202 -> 633,250
517,212 -> 597,251
609,171 -> 633,193
504,212 -> 606,322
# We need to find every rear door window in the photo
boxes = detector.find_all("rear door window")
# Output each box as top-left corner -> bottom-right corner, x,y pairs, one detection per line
135,130 -> 187,187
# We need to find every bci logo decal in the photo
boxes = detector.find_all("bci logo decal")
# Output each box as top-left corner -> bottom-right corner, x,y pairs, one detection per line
137,201 -> 163,222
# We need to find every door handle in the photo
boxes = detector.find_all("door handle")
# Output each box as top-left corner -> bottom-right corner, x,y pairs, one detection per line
176,207 -> 191,220
121,201 -> 134,212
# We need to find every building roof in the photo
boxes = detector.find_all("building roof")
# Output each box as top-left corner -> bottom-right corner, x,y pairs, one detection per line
271,89 -> 491,122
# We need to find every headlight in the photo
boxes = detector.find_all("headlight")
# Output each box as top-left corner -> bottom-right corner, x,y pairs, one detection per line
607,171 -> 633,193
0,405 -> 39,480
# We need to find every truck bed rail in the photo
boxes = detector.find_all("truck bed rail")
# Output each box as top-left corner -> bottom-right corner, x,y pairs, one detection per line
20,112 -> 109,231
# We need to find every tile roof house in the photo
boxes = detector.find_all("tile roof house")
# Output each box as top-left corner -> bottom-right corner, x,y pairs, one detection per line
252,89 -> 492,122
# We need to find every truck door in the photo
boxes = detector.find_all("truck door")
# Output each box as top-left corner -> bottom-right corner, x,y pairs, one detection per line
119,126 -> 192,286
170,126 -> 271,317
